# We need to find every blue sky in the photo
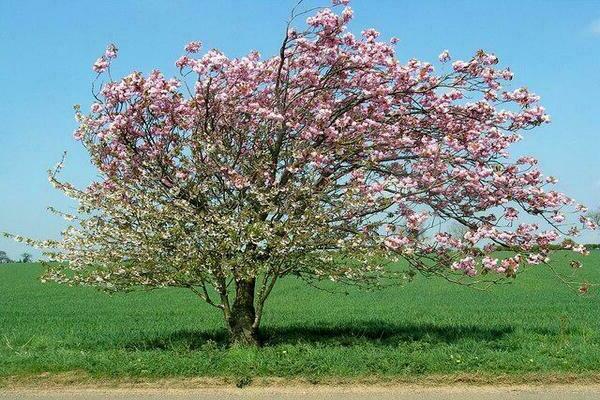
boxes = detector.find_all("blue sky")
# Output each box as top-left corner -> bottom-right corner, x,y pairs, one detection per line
1,0 -> 599,259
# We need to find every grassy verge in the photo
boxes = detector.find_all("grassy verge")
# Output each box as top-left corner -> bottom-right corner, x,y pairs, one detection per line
4,372 -> 600,389
1,251 -> 600,384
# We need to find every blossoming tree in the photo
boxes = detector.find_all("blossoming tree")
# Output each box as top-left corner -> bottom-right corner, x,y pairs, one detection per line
7,1 -> 596,345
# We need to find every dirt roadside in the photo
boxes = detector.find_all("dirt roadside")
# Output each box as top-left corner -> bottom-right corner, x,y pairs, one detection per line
2,385 -> 600,400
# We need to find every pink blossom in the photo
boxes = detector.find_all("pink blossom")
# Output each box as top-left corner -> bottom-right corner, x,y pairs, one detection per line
90,103 -> 103,113
500,69 -> 513,80
452,257 -> 476,276
341,6 -> 353,22
93,57 -> 109,73
176,56 -> 190,69
580,216 -> 598,230
527,253 -> 547,264
184,41 -> 202,53
104,44 -> 118,59
384,236 -> 411,250
573,244 -> 589,255
438,50 -> 451,63
361,28 -> 380,40
504,207 -> 519,221
482,256 -> 498,270
452,60 -> 468,71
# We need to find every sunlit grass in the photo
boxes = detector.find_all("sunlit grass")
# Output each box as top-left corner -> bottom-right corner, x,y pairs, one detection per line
1,251 -> 599,381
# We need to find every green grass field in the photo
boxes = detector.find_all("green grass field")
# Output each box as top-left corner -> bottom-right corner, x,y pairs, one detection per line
1,251 -> 600,384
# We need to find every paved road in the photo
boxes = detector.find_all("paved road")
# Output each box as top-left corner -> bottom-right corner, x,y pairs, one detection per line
2,386 -> 600,400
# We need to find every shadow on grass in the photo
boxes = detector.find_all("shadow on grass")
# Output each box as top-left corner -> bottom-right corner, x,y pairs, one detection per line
124,321 -> 514,350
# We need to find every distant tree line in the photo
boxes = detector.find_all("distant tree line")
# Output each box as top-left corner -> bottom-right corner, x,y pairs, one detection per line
0,251 -> 34,263
0,251 -> 11,263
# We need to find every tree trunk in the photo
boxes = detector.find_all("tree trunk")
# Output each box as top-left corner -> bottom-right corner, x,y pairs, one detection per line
227,277 -> 260,346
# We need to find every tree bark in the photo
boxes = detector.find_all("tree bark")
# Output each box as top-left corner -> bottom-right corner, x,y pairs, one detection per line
227,277 -> 260,346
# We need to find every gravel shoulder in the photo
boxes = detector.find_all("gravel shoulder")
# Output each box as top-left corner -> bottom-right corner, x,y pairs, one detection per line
2,385 -> 600,400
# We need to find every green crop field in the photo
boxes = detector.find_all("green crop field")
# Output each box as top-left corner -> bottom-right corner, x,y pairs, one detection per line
1,251 -> 600,384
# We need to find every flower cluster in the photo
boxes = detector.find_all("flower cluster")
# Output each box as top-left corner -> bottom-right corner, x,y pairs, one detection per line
93,44 -> 118,73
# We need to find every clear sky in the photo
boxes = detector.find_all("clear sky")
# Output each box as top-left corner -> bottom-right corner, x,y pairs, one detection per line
1,0 -> 599,259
